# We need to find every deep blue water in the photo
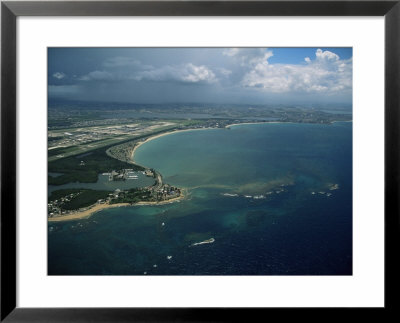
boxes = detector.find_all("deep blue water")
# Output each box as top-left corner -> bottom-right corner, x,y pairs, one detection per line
48,122 -> 352,275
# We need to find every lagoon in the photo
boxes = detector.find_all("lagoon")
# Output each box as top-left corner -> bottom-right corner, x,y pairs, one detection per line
48,172 -> 155,195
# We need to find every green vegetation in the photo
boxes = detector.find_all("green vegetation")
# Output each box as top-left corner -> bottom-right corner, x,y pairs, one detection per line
48,136 -> 64,142
48,137 -> 131,161
48,147 -> 144,185
49,189 -> 112,210
48,124 -> 179,162
49,189 -> 84,202
109,188 -> 153,205
48,123 -> 184,185
48,146 -> 78,157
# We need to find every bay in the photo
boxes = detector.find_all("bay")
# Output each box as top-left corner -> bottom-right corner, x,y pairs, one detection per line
48,122 -> 352,275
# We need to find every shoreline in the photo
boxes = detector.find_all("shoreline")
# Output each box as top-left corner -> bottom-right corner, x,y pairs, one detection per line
49,120 -> 351,222
48,202 -> 131,222
225,121 -> 289,128
48,190 -> 187,222
135,192 -> 186,206
131,119 -> 353,162
226,120 -> 352,128
131,127 -> 214,163
131,121 -> 287,162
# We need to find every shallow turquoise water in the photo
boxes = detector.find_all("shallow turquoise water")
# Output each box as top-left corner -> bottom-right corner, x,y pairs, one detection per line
49,122 -> 352,275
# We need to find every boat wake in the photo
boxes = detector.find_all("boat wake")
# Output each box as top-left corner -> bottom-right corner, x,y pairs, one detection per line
191,238 -> 215,246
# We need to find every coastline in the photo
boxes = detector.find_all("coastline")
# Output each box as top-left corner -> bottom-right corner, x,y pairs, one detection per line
131,121 -> 287,163
131,119 -> 353,163
49,120 -> 350,223
332,120 -> 353,123
48,191 -> 186,222
131,127 -> 214,163
225,121 -> 287,129
48,202 -> 131,222
49,129 -> 196,223
226,120 -> 353,128
135,192 -> 186,206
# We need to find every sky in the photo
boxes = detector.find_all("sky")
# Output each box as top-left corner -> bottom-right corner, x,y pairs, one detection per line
48,47 -> 352,105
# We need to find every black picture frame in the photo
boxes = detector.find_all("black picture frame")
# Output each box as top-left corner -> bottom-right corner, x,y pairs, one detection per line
1,1 -> 399,321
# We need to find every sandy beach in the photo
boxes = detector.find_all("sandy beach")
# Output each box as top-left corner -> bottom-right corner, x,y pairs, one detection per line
225,121 -> 287,129
131,127 -> 213,163
48,192 -> 186,222
48,202 -> 131,222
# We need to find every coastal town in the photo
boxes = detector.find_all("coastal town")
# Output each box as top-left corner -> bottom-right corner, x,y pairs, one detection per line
48,165 -> 182,220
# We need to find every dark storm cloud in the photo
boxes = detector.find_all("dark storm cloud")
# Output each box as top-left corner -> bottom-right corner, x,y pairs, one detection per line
48,47 -> 352,105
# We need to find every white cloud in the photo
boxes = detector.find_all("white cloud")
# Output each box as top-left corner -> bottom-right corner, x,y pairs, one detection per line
224,48 -> 274,68
240,49 -> 352,94
315,48 -> 339,62
134,63 -> 217,84
74,49 -> 350,96
52,72 -> 66,79
79,59 -> 217,85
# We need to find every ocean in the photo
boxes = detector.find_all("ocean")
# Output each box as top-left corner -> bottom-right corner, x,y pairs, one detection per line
48,122 -> 352,275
